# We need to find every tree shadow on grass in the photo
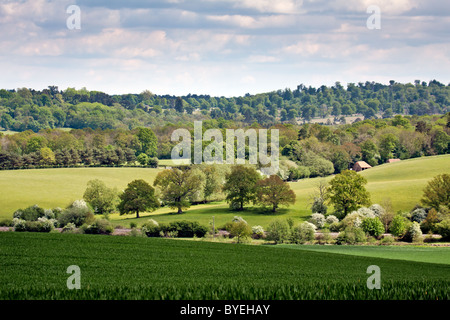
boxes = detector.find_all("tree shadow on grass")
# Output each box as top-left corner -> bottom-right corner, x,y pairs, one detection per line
235,206 -> 291,217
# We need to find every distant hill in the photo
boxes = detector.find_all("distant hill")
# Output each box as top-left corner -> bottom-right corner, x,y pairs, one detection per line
290,154 -> 450,216
1,80 -> 449,132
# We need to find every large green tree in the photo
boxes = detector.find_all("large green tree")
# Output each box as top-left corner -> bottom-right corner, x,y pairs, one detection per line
223,165 -> 261,211
421,173 -> 450,211
118,179 -> 159,218
327,170 -> 371,218
256,175 -> 296,212
153,168 -> 205,214
136,127 -> 158,157
83,179 -> 118,215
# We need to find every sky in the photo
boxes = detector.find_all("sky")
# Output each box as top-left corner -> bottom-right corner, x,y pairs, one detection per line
0,0 -> 449,97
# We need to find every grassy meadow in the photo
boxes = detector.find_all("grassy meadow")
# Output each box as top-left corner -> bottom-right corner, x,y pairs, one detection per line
1,232 -> 449,300
0,154 -> 448,228
278,245 -> 450,265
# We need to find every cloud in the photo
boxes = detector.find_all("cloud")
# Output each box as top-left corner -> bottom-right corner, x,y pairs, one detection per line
0,0 -> 448,96
232,0 -> 304,14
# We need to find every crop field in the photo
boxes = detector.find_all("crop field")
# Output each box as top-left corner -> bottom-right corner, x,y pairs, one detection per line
0,232 -> 449,300
279,245 -> 450,265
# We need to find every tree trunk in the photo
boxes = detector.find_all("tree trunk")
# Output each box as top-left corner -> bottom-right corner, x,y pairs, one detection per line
177,207 -> 183,214
272,204 -> 277,212
136,210 -> 140,219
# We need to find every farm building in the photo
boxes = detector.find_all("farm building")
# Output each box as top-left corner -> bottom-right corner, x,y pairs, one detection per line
352,161 -> 372,172
387,159 -> 401,163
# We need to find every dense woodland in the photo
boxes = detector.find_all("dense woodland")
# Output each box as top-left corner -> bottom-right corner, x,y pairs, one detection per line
0,80 -> 449,132
1,110 -> 449,177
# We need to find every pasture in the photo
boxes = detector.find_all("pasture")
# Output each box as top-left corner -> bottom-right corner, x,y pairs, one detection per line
0,154 -> 448,228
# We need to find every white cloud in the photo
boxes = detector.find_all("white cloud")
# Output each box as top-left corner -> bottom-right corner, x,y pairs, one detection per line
248,55 -> 280,63
0,0 -> 448,96
233,0 -> 304,14
330,0 -> 420,15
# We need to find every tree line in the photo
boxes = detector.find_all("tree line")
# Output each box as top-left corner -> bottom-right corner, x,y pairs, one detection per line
1,113 -> 448,177
6,167 -> 449,243
1,80 -> 448,132
83,164 -> 295,218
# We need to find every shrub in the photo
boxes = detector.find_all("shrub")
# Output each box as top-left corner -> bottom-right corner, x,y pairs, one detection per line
12,218 -> 26,232
81,219 -> 114,235
411,208 -> 428,223
13,204 -> 45,221
229,221 -> 252,243
329,221 -> 340,232
266,219 -> 291,244
167,220 -> 209,238
406,221 -> 423,243
142,220 -> 209,238
252,225 -> 265,239
309,213 -> 326,229
420,208 -> 440,234
311,198 -> 327,215
355,207 -> 376,219
62,222 -> 77,233
71,199 -> 90,210
192,224 -> 209,238
361,217 -> 385,238
369,204 -> 385,218
435,218 -> 450,241
57,206 -> 95,227
38,217 -> 57,229
52,207 -> 63,218
380,234 -> 395,245
13,218 -> 54,233
160,230 -> 178,238
0,219 -> 12,227
316,228 -> 333,244
43,209 -> 55,219
336,227 -> 366,245
341,212 -> 363,229
389,214 -> 409,238
291,222 -> 316,244
141,219 -> 161,237
129,228 -> 145,237
129,222 -> 137,229
220,221 -> 235,232
325,215 -> 339,225
289,166 -> 310,180
232,216 -> 247,224
147,157 -> 159,168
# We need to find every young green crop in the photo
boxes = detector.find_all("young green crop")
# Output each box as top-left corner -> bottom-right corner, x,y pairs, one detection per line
1,232 -> 449,300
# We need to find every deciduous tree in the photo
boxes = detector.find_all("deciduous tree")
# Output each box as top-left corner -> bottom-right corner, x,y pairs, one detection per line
327,170 -> 371,218
421,173 -> 450,211
153,168 -> 205,214
83,179 -> 118,216
118,179 -> 159,218
223,165 -> 261,211
256,175 -> 296,212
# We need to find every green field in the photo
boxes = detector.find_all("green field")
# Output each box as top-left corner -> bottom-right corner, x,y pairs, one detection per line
0,232 -> 449,300
0,155 -> 449,228
279,245 -> 450,265
0,167 -> 163,219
